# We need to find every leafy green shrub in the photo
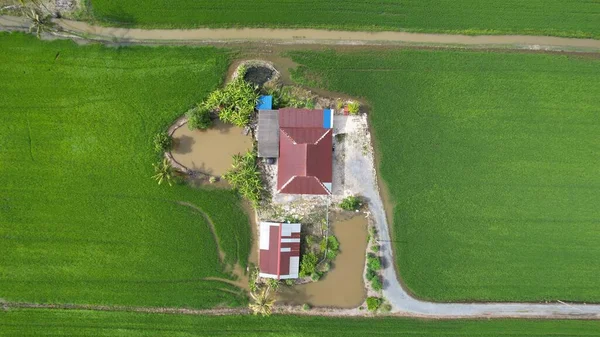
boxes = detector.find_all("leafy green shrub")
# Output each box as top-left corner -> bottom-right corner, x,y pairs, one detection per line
205,70 -> 259,127
311,272 -> 321,281
302,303 -> 311,311
367,254 -> 381,271
336,100 -> 344,110
370,276 -> 383,291
322,262 -> 331,272
223,150 -> 263,206
305,235 -> 314,248
380,303 -> 392,313
266,278 -> 280,291
320,235 -> 340,260
372,244 -> 380,253
187,104 -> 213,130
365,267 -> 376,280
299,252 -> 318,277
366,297 -> 382,311
326,249 -> 337,260
153,131 -> 172,152
248,267 -> 259,292
340,195 -> 361,211
285,279 -> 294,286
348,101 -> 360,115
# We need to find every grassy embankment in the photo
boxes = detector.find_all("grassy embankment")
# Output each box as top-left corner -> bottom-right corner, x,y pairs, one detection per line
288,49 -> 600,302
0,33 -> 251,308
2,309 -> 600,336
85,0 -> 600,39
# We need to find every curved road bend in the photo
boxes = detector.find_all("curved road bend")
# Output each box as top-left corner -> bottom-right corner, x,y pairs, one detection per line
2,15 -> 600,318
2,15 -> 600,51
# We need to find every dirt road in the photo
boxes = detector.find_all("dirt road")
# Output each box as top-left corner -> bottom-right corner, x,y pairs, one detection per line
2,15 -> 600,51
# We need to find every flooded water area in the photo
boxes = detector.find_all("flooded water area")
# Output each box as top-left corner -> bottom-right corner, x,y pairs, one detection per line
170,121 -> 252,176
278,215 -> 368,308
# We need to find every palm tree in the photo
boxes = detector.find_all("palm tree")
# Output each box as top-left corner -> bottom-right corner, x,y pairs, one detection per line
152,158 -> 174,186
249,285 -> 276,317
18,0 -> 55,38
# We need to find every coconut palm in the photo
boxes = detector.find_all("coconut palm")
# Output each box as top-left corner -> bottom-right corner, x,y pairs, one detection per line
152,158 -> 174,186
249,285 -> 276,317
18,0 -> 55,38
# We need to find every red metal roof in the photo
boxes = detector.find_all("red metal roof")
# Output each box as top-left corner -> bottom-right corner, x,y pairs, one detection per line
277,128 -> 332,195
279,108 -> 324,128
259,223 -> 301,279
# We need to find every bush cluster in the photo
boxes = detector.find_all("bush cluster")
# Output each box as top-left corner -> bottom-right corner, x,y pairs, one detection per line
187,104 -> 213,130
320,235 -> 340,260
153,131 -> 172,152
340,195 -> 361,211
205,66 -> 260,127
366,253 -> 383,292
223,150 -> 263,206
366,297 -> 382,311
299,251 -> 318,278
348,101 -> 360,115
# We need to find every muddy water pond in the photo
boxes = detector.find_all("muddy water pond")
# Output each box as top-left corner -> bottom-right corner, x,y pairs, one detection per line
278,215 -> 368,308
171,121 -> 252,176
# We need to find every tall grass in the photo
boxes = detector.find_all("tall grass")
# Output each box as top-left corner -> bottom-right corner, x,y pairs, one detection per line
288,48 -> 600,302
0,33 -> 250,308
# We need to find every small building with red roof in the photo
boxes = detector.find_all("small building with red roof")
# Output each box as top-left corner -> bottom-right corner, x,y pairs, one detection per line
259,222 -> 301,279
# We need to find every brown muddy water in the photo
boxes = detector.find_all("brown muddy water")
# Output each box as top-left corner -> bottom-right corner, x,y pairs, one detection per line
170,121 -> 252,176
277,215 -> 368,308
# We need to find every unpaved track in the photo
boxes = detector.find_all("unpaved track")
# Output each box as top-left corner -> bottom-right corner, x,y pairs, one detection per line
2,15 -> 600,51
2,14 -> 600,320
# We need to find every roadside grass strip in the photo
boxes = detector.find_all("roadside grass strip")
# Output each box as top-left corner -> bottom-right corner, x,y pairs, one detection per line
0,33 -> 250,308
288,49 -> 600,302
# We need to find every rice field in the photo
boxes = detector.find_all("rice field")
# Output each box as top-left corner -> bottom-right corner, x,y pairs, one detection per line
288,49 -> 600,302
87,0 -> 600,39
0,33 -> 251,308
2,309 -> 600,336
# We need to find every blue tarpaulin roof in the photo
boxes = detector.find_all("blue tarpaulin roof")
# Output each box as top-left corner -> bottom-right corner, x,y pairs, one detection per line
323,109 -> 333,129
257,95 -> 273,110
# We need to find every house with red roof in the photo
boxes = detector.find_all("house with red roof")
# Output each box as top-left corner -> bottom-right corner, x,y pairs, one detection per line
259,222 -> 301,279
257,101 -> 334,195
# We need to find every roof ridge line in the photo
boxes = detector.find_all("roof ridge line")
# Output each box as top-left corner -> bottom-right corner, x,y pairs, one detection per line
314,128 -> 332,144
280,128 -> 297,145
277,175 -> 297,193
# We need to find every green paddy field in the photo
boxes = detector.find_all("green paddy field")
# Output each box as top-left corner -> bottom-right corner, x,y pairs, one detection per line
0,33 -> 250,308
289,48 -> 600,302
87,0 -> 600,39
2,309 -> 600,336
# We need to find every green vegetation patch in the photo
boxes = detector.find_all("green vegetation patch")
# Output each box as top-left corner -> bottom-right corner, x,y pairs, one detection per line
2,309 -> 600,336
0,33 -> 251,308
87,0 -> 600,38
288,49 -> 600,302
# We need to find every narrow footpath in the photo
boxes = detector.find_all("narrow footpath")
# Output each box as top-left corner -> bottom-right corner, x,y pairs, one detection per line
1,15 -> 600,51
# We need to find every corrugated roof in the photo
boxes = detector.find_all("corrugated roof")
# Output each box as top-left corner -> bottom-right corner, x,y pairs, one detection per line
257,110 -> 279,158
279,108 -> 324,128
259,222 -> 301,279
277,128 -> 332,195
